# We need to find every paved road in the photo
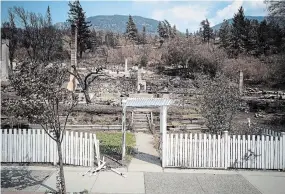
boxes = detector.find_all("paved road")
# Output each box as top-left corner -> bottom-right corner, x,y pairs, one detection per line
145,172 -> 260,194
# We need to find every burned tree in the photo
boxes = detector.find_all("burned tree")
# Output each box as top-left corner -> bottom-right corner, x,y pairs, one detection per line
67,24 -> 104,104
10,6 -> 64,63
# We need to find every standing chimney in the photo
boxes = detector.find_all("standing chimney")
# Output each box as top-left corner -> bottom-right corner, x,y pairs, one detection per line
71,24 -> 78,67
125,58 -> 128,73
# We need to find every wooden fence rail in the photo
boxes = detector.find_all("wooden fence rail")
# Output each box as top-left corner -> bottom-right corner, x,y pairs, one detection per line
165,131 -> 285,170
1,129 -> 99,167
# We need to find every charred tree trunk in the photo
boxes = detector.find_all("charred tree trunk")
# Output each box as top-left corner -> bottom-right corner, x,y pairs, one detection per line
83,87 -> 91,104
56,140 -> 66,194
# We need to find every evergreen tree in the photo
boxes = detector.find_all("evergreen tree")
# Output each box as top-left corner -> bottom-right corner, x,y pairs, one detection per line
105,31 -> 117,48
46,6 -> 52,26
186,28 -> 189,38
200,19 -> 213,43
157,21 -> 164,38
125,15 -> 138,44
165,20 -> 173,38
142,25 -> 146,44
229,6 -> 247,57
44,6 -> 62,61
218,20 -> 231,50
268,22 -> 284,53
172,25 -> 177,38
247,19 -> 259,55
257,20 -> 270,55
157,21 -> 166,47
89,29 -> 97,51
67,0 -> 91,58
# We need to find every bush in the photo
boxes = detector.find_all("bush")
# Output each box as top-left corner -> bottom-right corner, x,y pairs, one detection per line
197,73 -> 241,134
222,56 -> 270,85
161,38 -> 226,78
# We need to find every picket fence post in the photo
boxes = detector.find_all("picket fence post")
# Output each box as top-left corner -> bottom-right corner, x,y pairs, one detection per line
282,132 -> 285,170
224,131 -> 229,169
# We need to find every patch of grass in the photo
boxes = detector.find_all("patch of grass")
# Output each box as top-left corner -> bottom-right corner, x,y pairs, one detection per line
96,132 -> 136,158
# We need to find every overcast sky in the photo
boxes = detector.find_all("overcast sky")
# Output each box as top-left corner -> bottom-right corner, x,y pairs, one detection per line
1,0 -> 268,32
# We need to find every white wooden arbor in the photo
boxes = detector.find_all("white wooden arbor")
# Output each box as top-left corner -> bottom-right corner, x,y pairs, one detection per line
121,98 -> 172,167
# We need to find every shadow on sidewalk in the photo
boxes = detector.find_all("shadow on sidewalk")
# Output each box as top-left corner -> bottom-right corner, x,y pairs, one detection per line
134,151 -> 161,166
1,165 -> 56,192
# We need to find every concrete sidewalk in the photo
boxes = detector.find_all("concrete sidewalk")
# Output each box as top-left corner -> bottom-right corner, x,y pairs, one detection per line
1,165 -> 285,194
128,132 -> 162,172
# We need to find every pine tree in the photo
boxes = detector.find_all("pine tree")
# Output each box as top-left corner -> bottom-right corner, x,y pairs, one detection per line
46,6 -> 52,26
44,6 -> 61,61
200,19 -> 213,43
229,6 -> 247,57
89,29 -> 97,51
105,31 -> 116,48
186,29 -> 189,38
142,25 -> 146,44
218,20 -> 231,50
125,15 -> 138,44
172,25 -> 177,38
67,0 -> 91,58
268,22 -> 284,53
157,21 -> 166,47
164,20 -> 172,38
157,21 -> 164,38
247,19 -> 259,55
257,20 -> 270,55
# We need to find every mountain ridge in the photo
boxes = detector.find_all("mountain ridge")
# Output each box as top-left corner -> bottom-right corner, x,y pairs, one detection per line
55,15 -> 266,34
55,14 -> 160,34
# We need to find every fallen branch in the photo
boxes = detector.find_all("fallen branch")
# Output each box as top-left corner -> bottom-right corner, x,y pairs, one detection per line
110,168 -> 127,178
104,155 -> 124,166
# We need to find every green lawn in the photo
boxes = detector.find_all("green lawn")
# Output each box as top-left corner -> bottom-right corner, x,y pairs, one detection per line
96,131 -> 136,159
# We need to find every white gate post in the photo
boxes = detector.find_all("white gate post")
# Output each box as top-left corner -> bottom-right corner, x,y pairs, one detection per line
121,99 -> 127,159
160,105 -> 168,167
280,132 -> 285,170
224,131 -> 229,169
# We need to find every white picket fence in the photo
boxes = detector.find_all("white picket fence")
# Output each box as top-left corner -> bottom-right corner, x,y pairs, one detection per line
165,131 -> 285,170
262,129 -> 281,137
1,129 -> 100,167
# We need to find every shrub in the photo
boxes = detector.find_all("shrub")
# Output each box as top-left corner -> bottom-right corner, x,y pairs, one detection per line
197,73 -> 241,134
161,37 -> 226,78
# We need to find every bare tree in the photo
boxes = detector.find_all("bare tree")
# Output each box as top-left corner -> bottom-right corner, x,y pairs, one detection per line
69,65 -> 104,104
12,7 -> 64,63
8,62 -> 77,194
1,9 -> 18,70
